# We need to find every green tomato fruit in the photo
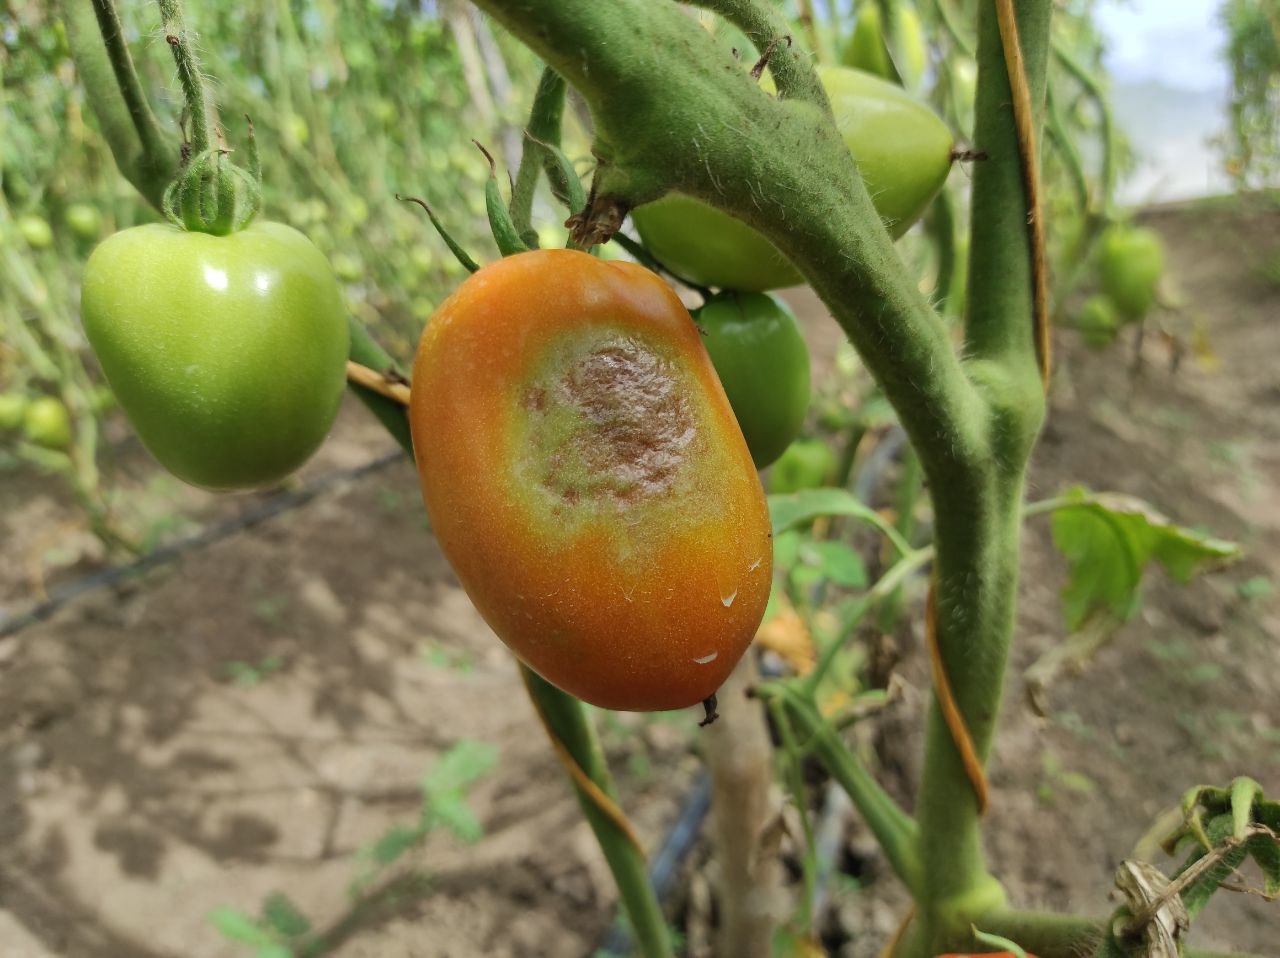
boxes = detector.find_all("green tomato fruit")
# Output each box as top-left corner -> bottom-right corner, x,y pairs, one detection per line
65,203 -> 103,241
1098,225 -> 1165,322
1076,295 -> 1120,349
695,292 -> 811,468
18,214 -> 54,250
631,66 -> 954,291
331,252 -> 364,283
23,396 -> 72,449
769,438 -> 838,495
0,392 -> 29,430
80,221 -> 349,490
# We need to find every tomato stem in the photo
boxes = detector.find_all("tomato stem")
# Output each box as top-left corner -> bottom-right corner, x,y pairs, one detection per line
157,0 -> 213,155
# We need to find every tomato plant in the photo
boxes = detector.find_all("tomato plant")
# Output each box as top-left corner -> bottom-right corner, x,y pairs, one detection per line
1076,294 -> 1119,349
409,249 -> 772,711
631,65 -> 954,291
694,291 -> 811,468
81,221 -> 349,490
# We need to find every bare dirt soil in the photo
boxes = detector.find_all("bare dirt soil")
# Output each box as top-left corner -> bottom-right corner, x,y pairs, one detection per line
1,198 -> 1277,957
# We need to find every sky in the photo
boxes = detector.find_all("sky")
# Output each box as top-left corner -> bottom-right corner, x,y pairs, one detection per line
1094,0 -> 1228,93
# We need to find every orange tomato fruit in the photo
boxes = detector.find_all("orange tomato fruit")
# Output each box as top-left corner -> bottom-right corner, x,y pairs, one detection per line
409,249 -> 773,711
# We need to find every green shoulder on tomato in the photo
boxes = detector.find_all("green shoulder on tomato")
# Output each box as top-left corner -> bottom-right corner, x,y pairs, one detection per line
80,220 -> 349,490
695,292 -> 811,469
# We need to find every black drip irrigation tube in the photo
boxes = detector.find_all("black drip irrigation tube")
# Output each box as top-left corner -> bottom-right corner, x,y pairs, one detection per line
0,448 -> 406,639
595,425 -> 914,956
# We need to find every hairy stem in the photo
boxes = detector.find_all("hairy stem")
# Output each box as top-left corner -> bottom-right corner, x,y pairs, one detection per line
156,0 -> 214,153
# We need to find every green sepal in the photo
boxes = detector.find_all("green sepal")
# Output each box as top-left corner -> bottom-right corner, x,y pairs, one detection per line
395,194 -> 480,274
474,141 -> 529,257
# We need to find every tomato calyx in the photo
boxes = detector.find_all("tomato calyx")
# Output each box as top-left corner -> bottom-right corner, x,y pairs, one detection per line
162,116 -> 263,236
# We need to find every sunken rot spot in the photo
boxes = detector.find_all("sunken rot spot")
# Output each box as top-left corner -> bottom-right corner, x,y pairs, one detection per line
520,335 -> 696,508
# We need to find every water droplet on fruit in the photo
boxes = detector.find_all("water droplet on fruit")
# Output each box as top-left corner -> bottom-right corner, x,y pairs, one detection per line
720,589 -> 737,608
693,652 -> 718,665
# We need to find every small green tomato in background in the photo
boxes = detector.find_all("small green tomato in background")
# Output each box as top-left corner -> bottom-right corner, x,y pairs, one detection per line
1098,224 -> 1165,321
1076,295 -> 1120,349
694,292 -> 811,468
631,66 -> 953,292
18,214 -> 54,250
65,203 -> 103,242
0,393 -> 30,431
769,437 -> 838,495
841,3 -> 927,88
23,397 -> 72,449
80,221 -> 349,490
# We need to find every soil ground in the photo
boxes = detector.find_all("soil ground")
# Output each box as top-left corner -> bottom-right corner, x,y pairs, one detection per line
1,197 -> 1277,957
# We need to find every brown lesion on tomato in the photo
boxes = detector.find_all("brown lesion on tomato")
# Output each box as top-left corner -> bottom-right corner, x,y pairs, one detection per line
520,336 -> 697,509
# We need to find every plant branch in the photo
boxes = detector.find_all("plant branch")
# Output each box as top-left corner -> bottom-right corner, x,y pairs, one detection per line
509,67 -> 567,246
686,0 -> 827,104
61,0 -> 176,207
758,682 -> 922,895
157,0 -> 214,153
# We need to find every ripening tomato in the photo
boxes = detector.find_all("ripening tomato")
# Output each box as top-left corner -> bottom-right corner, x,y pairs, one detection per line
694,292 -> 811,469
1098,224 -> 1165,321
80,221 -> 349,490
410,249 -> 773,711
631,66 -> 954,291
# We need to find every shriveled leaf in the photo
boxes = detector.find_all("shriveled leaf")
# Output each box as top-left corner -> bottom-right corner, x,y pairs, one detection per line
421,741 -> 498,797
1175,813 -> 1244,919
260,892 -> 310,939
210,906 -> 274,946
1248,833 -> 1280,896
1049,487 -> 1240,631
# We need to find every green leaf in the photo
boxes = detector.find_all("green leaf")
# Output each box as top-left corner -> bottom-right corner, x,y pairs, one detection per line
772,529 -> 803,571
429,793 -> 484,844
254,945 -> 294,958
260,892 -> 311,939
421,741 -> 498,797
768,488 -> 885,538
798,540 -> 868,588
1230,776 -> 1262,840
1049,487 -> 1240,631
370,824 -> 425,865
210,906 -> 274,946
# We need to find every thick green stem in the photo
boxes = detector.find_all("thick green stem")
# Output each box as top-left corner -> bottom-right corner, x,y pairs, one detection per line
522,671 -> 672,958
90,0 -> 172,168
910,0 -> 1053,948
157,0 -> 214,152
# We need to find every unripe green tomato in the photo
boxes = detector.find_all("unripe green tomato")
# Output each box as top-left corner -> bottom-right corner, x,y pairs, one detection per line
332,251 -> 364,283
1098,225 -> 1165,322
80,221 -> 349,490
769,438 -> 837,495
0,392 -> 29,430
841,4 -> 927,87
695,292 -> 811,468
23,397 -> 72,449
65,203 -> 103,242
283,113 -> 310,147
89,383 -> 118,414
631,66 -> 954,291
1076,295 -> 1120,349
18,214 -> 54,250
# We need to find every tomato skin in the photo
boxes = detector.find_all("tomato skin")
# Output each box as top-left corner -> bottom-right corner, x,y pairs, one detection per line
695,292 -> 811,469
1098,225 -> 1164,321
80,221 -> 349,490
409,249 -> 773,711
632,66 -> 954,291
23,397 -> 72,449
